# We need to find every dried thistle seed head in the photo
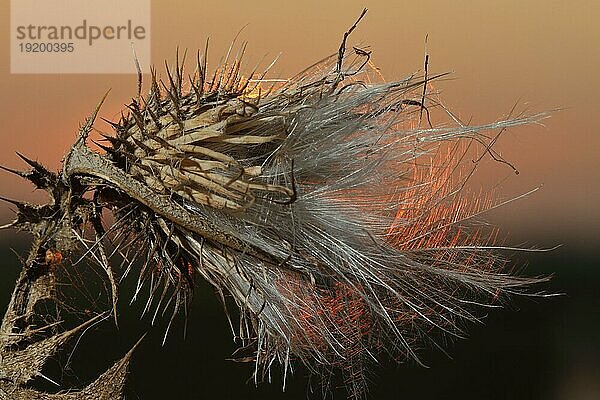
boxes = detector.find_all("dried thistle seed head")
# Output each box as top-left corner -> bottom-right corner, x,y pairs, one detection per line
2,14 -> 550,400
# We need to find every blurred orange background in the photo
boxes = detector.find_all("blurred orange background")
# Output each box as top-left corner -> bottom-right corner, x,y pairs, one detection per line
1,0 -> 598,252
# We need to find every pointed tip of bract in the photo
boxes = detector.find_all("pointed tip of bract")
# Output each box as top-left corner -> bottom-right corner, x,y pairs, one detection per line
0,164 -> 27,178
9,152 -> 58,191
128,332 -> 148,356
77,89 -> 112,145
15,152 -> 44,170
0,165 -> 21,175
92,139 -> 115,154
0,196 -> 41,226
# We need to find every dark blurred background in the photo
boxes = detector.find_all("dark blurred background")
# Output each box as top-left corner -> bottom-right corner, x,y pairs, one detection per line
0,240 -> 598,400
1,0 -> 599,399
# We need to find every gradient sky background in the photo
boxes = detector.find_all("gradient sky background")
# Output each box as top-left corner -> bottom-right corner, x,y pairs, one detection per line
1,0 -> 598,252
0,1 -> 599,399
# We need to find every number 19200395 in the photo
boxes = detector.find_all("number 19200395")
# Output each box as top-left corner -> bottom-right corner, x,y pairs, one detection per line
19,42 -> 74,52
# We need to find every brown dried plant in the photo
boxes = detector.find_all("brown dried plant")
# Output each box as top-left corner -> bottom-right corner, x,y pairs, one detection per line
0,11 -> 548,399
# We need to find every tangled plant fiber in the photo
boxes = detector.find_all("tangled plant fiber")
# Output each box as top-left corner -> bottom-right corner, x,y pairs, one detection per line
0,10 -> 548,399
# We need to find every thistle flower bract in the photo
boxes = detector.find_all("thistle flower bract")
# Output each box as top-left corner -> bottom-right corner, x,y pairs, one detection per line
0,13 -> 548,399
